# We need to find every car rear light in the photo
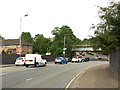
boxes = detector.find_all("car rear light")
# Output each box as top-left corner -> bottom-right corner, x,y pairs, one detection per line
16,60 -> 17,62
34,57 -> 36,62
60,58 -> 62,60
22,60 -> 24,62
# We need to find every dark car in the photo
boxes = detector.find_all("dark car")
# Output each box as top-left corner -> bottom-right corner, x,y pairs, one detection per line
82,54 -> 85,56
98,56 -> 102,59
82,57 -> 90,62
65,57 -> 71,62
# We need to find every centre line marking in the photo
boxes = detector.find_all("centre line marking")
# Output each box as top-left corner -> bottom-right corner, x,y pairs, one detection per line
65,71 -> 83,90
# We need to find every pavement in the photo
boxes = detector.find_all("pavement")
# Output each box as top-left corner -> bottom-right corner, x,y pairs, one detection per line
71,64 -> 119,89
1,64 -> 15,68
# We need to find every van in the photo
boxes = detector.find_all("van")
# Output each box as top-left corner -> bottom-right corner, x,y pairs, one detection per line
25,54 -> 47,67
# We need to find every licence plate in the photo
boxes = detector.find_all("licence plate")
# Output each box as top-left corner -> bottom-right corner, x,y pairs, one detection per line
17,62 -> 20,64
26,60 -> 29,61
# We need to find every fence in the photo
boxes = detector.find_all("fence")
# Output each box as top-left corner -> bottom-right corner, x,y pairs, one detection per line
0,54 -> 65,65
0,54 -> 25,65
110,47 -> 120,75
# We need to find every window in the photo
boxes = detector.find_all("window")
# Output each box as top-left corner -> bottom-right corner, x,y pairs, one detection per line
5,45 -> 9,48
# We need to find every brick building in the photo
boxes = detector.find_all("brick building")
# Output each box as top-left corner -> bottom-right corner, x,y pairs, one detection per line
0,39 -> 32,54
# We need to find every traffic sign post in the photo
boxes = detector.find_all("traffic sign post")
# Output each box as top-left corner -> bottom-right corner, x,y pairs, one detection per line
63,50 -> 65,58
63,51 -> 65,54
63,48 -> 67,51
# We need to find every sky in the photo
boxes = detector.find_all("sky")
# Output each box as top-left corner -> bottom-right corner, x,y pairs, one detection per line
0,0 -> 119,40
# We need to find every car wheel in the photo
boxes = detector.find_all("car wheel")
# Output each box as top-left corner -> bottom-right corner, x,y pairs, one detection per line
44,62 -> 47,66
81,60 -> 83,62
61,62 -> 63,64
78,60 -> 79,63
55,62 -> 57,64
26,65 -> 29,67
16,65 -> 19,66
66,62 -> 67,64
72,61 -> 73,63
35,63 -> 39,67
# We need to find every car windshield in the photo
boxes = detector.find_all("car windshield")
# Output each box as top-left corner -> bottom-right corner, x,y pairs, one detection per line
78,56 -> 82,58
17,58 -> 23,60
56,57 -> 63,59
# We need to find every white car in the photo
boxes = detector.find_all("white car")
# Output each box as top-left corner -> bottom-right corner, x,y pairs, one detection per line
72,56 -> 83,63
15,57 -> 25,66
25,54 -> 47,67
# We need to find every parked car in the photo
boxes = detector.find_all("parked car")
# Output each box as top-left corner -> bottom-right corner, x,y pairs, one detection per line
82,54 -> 85,56
71,56 -> 83,63
15,57 -> 25,66
98,56 -> 102,59
65,57 -> 72,62
96,54 -> 99,57
25,54 -> 47,67
81,57 -> 90,62
55,57 -> 68,64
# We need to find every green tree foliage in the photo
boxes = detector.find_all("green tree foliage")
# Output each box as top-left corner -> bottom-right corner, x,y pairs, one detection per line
0,35 -> 4,40
1,50 -> 7,54
75,38 -> 81,44
90,1 -> 120,54
80,38 -> 91,44
33,34 -> 51,54
49,25 -> 77,56
21,32 -> 33,44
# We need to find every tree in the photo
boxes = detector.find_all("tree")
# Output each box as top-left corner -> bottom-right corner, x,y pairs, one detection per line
49,25 -> 77,56
80,38 -> 91,45
1,50 -> 7,54
90,1 -> 120,54
75,38 -> 81,44
33,34 -> 51,54
0,35 -> 4,40
21,32 -> 33,44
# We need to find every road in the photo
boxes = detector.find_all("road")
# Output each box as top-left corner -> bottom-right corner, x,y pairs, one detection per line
2,61 -> 108,88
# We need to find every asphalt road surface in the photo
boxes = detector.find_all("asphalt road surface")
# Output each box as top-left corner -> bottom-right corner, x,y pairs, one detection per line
2,61 -> 108,88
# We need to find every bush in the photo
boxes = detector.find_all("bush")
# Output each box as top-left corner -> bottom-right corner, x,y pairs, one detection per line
1,50 -> 7,54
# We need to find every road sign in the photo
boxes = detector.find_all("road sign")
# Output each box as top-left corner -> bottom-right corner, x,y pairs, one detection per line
63,51 -> 65,54
63,48 -> 67,50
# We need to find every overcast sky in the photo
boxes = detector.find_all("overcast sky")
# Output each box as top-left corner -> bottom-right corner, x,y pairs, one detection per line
0,0 -> 118,40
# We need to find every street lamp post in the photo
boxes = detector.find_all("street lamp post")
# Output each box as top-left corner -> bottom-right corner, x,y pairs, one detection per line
19,14 -> 28,57
63,35 -> 67,58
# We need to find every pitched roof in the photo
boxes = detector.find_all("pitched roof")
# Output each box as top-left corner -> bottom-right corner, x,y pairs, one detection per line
2,39 -> 32,46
